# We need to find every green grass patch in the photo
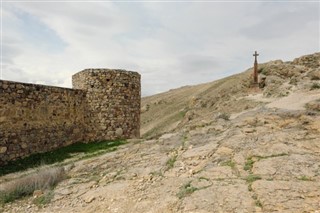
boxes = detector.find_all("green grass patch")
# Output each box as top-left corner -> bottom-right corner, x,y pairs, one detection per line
0,140 -> 126,176
246,174 -> 262,192
182,134 -> 188,142
179,110 -> 187,118
33,190 -> 54,207
297,175 -> 313,181
245,174 -> 262,183
244,158 -> 254,171
258,67 -> 268,75
181,134 -> 188,149
255,200 -> 263,208
244,154 -> 288,172
252,194 -> 263,208
165,155 -> 177,170
221,160 -> 236,169
177,181 -> 198,199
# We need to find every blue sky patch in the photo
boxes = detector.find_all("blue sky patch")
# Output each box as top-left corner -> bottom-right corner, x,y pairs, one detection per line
6,6 -> 67,54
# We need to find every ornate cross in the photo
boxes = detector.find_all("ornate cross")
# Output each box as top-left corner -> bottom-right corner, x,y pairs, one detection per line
253,51 -> 259,84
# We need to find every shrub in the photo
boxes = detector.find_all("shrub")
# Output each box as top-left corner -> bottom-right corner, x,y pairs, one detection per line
258,67 -> 267,75
177,181 -> 198,199
0,167 -> 65,204
165,155 -> 177,170
33,190 -> 54,206
217,113 -> 230,121
311,83 -> 320,90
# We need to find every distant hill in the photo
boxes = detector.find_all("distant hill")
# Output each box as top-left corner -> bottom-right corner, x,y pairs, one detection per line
141,52 -> 320,138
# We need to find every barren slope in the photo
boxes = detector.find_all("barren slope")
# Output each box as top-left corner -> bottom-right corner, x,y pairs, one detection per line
141,52 -> 320,139
141,70 -> 259,138
1,52 -> 320,213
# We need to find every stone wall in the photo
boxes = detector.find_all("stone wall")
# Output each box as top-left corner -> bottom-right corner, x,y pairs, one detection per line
72,69 -> 141,141
0,69 -> 141,166
0,80 -> 87,165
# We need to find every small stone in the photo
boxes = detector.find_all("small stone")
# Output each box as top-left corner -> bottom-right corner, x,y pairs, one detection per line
0,116 -> 6,123
243,128 -> 255,133
56,188 -> 73,196
84,196 -> 95,203
115,128 -> 123,136
33,190 -> 43,198
0,147 -> 7,154
21,143 -> 28,149
188,169 -> 194,175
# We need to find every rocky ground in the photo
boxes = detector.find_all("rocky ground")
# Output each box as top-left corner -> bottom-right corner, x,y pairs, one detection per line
1,53 -> 319,212
2,89 -> 320,213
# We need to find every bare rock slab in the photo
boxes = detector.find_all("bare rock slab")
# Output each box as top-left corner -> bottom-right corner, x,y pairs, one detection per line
180,180 -> 255,213
252,180 -> 320,213
253,154 -> 320,181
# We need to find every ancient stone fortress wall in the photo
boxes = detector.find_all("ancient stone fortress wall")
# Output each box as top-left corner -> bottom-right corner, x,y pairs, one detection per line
0,80 -> 87,165
72,69 -> 141,141
0,69 -> 140,166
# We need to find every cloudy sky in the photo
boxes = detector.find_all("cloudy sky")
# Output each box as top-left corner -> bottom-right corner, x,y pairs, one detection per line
1,1 -> 319,96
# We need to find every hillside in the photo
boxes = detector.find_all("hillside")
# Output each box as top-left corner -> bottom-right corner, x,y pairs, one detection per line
141,52 -> 320,139
1,52 -> 320,213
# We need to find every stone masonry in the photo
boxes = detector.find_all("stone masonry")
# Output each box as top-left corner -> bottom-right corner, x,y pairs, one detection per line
72,69 -> 141,141
0,69 -> 141,165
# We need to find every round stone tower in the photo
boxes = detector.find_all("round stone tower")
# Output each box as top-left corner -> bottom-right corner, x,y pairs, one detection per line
72,69 -> 140,141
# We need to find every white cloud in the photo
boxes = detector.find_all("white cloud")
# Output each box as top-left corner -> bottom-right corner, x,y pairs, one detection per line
2,1 -> 319,96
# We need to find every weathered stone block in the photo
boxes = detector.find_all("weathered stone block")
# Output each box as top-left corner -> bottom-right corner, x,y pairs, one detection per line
21,143 -> 28,149
0,147 -> 7,153
115,128 -> 123,137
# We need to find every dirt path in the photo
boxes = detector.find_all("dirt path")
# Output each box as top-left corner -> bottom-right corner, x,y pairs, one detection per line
266,90 -> 320,110
246,90 -> 320,111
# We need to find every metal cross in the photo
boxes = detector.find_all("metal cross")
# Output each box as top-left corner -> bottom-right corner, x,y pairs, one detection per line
253,51 -> 259,84
253,51 -> 259,63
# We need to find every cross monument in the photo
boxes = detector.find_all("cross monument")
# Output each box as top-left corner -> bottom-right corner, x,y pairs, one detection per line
253,51 -> 259,84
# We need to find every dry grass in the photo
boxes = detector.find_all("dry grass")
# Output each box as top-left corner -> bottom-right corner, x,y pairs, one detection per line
0,167 -> 65,204
141,70 -> 253,138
